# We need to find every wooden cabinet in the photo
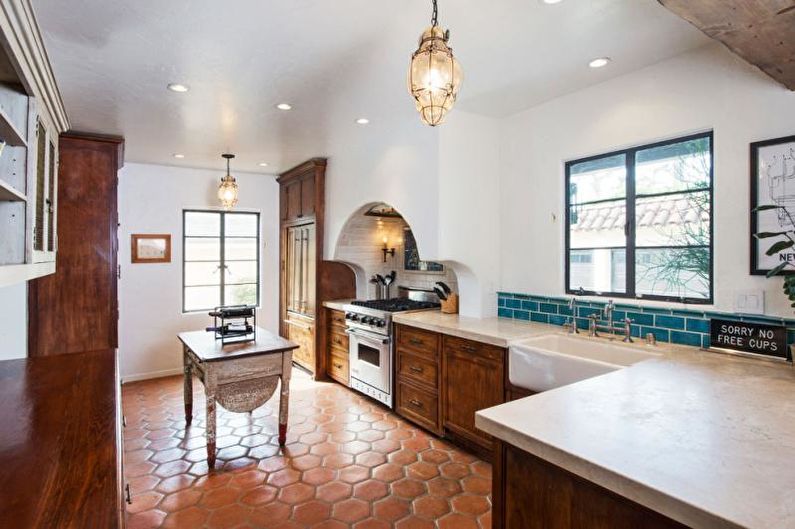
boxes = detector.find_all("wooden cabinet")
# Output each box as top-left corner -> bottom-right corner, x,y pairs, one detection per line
443,335 -> 505,451
492,441 -> 687,529
280,172 -> 316,223
285,223 -> 316,316
285,312 -> 314,371
326,309 -> 350,385
395,324 -> 443,436
394,323 -> 507,457
0,0 -> 69,287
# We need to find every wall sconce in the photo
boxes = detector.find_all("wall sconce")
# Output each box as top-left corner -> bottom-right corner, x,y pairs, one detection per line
382,236 -> 395,263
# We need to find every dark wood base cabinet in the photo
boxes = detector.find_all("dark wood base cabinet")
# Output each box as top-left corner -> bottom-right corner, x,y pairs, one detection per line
492,441 -> 688,529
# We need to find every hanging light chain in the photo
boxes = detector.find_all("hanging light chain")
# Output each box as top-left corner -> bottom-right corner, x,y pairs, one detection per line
431,0 -> 438,27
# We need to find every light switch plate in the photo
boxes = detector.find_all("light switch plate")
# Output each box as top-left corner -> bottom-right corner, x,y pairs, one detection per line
733,289 -> 765,315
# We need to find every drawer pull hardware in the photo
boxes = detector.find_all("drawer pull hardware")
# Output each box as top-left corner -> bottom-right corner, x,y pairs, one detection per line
462,344 -> 478,353
333,362 -> 343,369
409,338 -> 423,345
125,483 -> 132,504
409,399 -> 423,408
122,415 -> 127,428
409,366 -> 424,373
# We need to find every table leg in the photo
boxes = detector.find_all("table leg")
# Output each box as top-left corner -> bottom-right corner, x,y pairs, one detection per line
206,389 -> 217,468
278,352 -> 292,446
183,347 -> 193,426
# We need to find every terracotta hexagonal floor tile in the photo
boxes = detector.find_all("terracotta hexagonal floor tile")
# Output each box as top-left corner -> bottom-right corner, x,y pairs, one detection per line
316,481 -> 353,503
193,472 -> 232,490
353,518 -> 391,529
292,454 -> 322,471
248,500 -> 292,527
420,448 -> 451,465
414,495 -> 451,519
342,440 -> 372,455
300,431 -> 327,445
427,477 -> 463,498
156,474 -> 196,494
200,486 -> 240,509
248,443 -> 280,459
395,515 -> 436,529
292,499 -> 332,525
407,461 -> 440,480
310,441 -> 340,457
389,449 -> 418,466
229,469 -> 267,490
386,428 -> 414,441
402,437 -> 431,452
258,455 -> 288,472
268,468 -> 301,487
353,479 -> 389,501
126,449 -> 154,465
356,451 -> 388,468
302,466 -> 335,486
128,474 -> 161,493
451,494 -> 490,516
154,460 -> 192,479
126,490 -> 163,514
471,461 -> 492,478
330,430 -> 357,443
159,488 -> 202,512
357,429 -> 385,443
462,475 -> 491,495
391,478 -> 426,500
479,509 -> 492,528
240,433 -> 269,447
373,497 -> 411,522
373,463 -> 405,483
161,506 -> 208,529
438,512 -> 480,529
239,485 -> 278,506
323,452 -> 355,469
126,509 -> 166,529
206,503 -> 252,529
126,460 -> 157,478
371,438 -> 401,454
279,482 -> 315,504
440,462 -> 470,480
339,464 -> 371,484
332,497 -> 370,523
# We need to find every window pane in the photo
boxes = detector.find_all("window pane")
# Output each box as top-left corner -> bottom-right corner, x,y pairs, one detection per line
569,154 -> 626,204
636,137 -> 711,195
569,248 -> 626,293
185,285 -> 221,311
185,262 -> 221,286
226,238 -> 257,260
635,191 -> 710,247
635,247 -> 710,300
185,237 -> 220,261
185,211 -> 220,236
225,261 -> 257,284
225,213 -> 258,237
226,283 -> 258,306
569,199 -> 626,249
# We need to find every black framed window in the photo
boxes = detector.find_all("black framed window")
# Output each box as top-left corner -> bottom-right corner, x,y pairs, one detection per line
183,210 -> 260,312
565,132 -> 713,303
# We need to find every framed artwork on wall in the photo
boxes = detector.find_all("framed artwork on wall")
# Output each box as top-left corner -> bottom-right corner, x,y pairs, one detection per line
403,228 -> 444,273
132,234 -> 171,264
750,134 -> 795,275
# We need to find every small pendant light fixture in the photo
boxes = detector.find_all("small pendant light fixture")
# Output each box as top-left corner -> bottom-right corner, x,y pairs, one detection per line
218,153 -> 239,210
408,0 -> 463,126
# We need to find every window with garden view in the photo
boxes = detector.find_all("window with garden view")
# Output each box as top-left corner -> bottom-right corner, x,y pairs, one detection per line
565,132 -> 713,303
183,210 -> 260,312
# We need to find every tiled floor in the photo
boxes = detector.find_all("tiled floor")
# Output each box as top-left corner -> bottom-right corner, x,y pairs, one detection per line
122,370 -> 492,529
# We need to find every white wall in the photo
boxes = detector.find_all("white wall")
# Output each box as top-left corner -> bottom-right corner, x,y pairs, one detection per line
0,282 -> 26,360
118,163 -> 279,381
499,43 -> 795,317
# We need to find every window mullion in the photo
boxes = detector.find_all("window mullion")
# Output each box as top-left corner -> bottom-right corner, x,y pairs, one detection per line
626,151 -> 636,299
220,212 -> 226,306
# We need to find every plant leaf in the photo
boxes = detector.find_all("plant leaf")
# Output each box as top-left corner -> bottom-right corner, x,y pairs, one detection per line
755,231 -> 790,239
766,262 -> 789,277
765,240 -> 794,256
754,205 -> 783,212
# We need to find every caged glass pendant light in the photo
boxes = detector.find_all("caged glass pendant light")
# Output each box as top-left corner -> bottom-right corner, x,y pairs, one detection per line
218,153 -> 239,210
408,0 -> 463,126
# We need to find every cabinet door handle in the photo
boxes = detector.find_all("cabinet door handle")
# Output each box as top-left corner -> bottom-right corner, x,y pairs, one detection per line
409,338 -> 423,346
461,344 -> 478,353
409,365 -> 424,374
333,362 -> 343,369
122,415 -> 127,428
409,399 -> 423,408
125,483 -> 132,504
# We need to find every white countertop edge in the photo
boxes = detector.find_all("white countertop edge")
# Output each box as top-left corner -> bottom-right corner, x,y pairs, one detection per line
475,410 -> 745,529
322,300 -> 353,311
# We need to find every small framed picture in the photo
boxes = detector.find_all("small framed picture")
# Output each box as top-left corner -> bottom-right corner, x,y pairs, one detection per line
132,234 -> 171,263
750,134 -> 795,275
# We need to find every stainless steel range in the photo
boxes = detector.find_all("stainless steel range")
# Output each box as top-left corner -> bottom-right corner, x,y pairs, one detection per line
343,298 -> 440,408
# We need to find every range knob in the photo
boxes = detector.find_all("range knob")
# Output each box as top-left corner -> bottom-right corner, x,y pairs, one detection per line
362,316 -> 373,325
375,319 -> 386,327
346,312 -> 358,321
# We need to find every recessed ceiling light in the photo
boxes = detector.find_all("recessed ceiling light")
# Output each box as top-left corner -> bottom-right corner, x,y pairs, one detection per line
542,0 -> 563,4
258,162 -> 269,167
589,57 -> 611,68
167,83 -> 190,93
276,103 -> 292,111
172,153 -> 185,159
355,118 -> 370,125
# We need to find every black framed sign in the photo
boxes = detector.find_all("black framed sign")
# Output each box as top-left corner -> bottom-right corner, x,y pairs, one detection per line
750,134 -> 795,275
710,318 -> 789,361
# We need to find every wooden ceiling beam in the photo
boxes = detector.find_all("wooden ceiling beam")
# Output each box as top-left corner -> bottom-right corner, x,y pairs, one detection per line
658,0 -> 795,90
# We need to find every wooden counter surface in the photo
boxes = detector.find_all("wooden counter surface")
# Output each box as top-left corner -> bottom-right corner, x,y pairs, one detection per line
0,349 -> 123,529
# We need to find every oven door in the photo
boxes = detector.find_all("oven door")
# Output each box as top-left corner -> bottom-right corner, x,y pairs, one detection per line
347,327 -> 392,405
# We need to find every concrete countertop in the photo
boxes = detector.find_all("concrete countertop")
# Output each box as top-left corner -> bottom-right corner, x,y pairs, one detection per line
393,310 -> 795,528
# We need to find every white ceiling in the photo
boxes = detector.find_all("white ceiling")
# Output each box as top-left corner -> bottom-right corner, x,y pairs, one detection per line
33,0 -> 709,173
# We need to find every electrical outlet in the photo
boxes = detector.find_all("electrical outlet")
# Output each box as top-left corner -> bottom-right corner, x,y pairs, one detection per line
733,289 -> 765,315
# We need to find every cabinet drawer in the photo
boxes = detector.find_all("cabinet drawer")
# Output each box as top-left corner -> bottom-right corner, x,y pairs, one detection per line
444,335 -> 504,363
329,330 -> 349,351
397,349 -> 438,389
397,381 -> 439,432
329,309 -> 346,328
396,325 -> 439,358
328,352 -> 349,384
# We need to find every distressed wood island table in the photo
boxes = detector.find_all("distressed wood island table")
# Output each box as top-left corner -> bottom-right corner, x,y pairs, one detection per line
178,327 -> 298,467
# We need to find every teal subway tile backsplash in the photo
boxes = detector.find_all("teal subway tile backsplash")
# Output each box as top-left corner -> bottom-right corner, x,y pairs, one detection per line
496,291 -> 795,349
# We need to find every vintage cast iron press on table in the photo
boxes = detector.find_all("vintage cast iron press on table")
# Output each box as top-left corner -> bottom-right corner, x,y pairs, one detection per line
178,326 -> 298,467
